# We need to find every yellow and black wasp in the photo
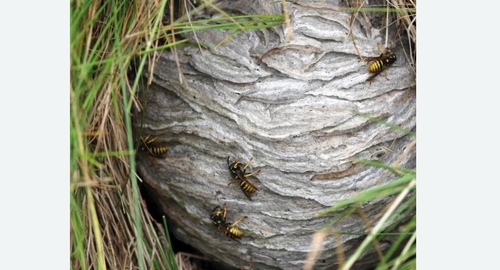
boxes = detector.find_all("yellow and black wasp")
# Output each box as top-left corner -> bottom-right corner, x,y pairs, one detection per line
139,135 -> 168,158
365,48 -> 397,84
210,203 -> 247,241
227,156 -> 261,200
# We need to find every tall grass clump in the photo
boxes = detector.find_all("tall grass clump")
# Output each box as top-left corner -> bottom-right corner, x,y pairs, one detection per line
70,0 -> 284,269
71,0 -> 181,269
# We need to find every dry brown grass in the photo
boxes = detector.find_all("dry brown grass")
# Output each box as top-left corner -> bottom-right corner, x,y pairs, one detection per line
388,0 -> 416,71
71,0 -> 180,269
71,0 -> 286,268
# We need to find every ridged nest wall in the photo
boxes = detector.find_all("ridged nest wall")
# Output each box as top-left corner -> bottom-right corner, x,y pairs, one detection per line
135,1 -> 416,269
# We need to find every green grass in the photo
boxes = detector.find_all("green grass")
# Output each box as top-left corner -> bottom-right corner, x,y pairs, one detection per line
312,135 -> 416,270
70,0 -> 182,268
70,0 -> 284,269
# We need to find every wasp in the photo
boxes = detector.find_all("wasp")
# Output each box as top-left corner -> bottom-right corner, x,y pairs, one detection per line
227,156 -> 261,200
210,204 -> 247,241
139,135 -> 168,158
365,48 -> 397,84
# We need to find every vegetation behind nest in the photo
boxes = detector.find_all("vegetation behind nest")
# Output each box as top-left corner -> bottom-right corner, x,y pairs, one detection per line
70,0 -> 415,269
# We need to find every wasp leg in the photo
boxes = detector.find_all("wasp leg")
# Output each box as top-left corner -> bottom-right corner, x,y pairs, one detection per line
141,135 -> 158,144
367,70 -> 383,84
230,216 -> 248,227
243,169 -> 261,178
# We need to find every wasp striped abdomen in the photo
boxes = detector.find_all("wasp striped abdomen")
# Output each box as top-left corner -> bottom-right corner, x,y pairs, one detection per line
366,49 -> 397,83
224,224 -> 245,240
146,143 -> 168,157
240,180 -> 258,199
368,54 -> 396,73
223,216 -> 247,241
139,135 -> 168,158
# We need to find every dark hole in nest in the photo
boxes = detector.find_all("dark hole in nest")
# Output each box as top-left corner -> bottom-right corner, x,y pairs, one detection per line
139,179 -> 238,270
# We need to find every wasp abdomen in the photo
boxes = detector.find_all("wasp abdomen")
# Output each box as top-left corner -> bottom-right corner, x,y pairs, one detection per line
366,49 -> 397,83
224,215 -> 247,241
139,135 -> 169,158
240,181 -> 258,194
147,144 -> 168,157
368,53 -> 397,73
225,225 -> 244,240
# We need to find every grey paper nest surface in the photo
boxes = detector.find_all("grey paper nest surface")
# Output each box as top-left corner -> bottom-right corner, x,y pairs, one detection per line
136,1 -> 416,269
